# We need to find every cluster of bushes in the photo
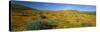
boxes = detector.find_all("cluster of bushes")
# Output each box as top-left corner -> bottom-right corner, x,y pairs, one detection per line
25,19 -> 57,30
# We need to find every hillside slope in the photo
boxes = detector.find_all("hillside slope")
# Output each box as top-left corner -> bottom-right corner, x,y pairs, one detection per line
11,9 -> 96,31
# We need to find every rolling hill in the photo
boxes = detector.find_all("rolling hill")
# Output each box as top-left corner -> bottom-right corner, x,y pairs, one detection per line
10,3 -> 96,31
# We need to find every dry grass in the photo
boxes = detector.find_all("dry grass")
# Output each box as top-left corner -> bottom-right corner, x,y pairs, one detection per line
11,10 -> 96,31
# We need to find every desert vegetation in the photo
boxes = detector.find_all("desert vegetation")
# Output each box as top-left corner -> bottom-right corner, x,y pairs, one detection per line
10,3 -> 96,31
11,9 -> 96,31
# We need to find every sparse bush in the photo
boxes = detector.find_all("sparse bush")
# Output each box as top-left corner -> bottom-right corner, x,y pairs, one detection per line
25,19 -> 57,30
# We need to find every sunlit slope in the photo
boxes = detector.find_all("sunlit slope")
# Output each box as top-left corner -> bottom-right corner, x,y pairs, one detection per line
11,3 -> 96,31
11,9 -> 96,30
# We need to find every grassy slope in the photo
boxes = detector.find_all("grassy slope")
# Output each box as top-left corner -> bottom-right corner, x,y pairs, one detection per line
11,9 -> 96,31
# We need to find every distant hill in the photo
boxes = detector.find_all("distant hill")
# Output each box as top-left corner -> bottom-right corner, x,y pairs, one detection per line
11,4 -> 32,9
10,3 -> 38,13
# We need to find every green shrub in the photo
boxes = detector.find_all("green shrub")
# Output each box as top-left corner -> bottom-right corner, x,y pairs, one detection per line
25,19 -> 57,30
